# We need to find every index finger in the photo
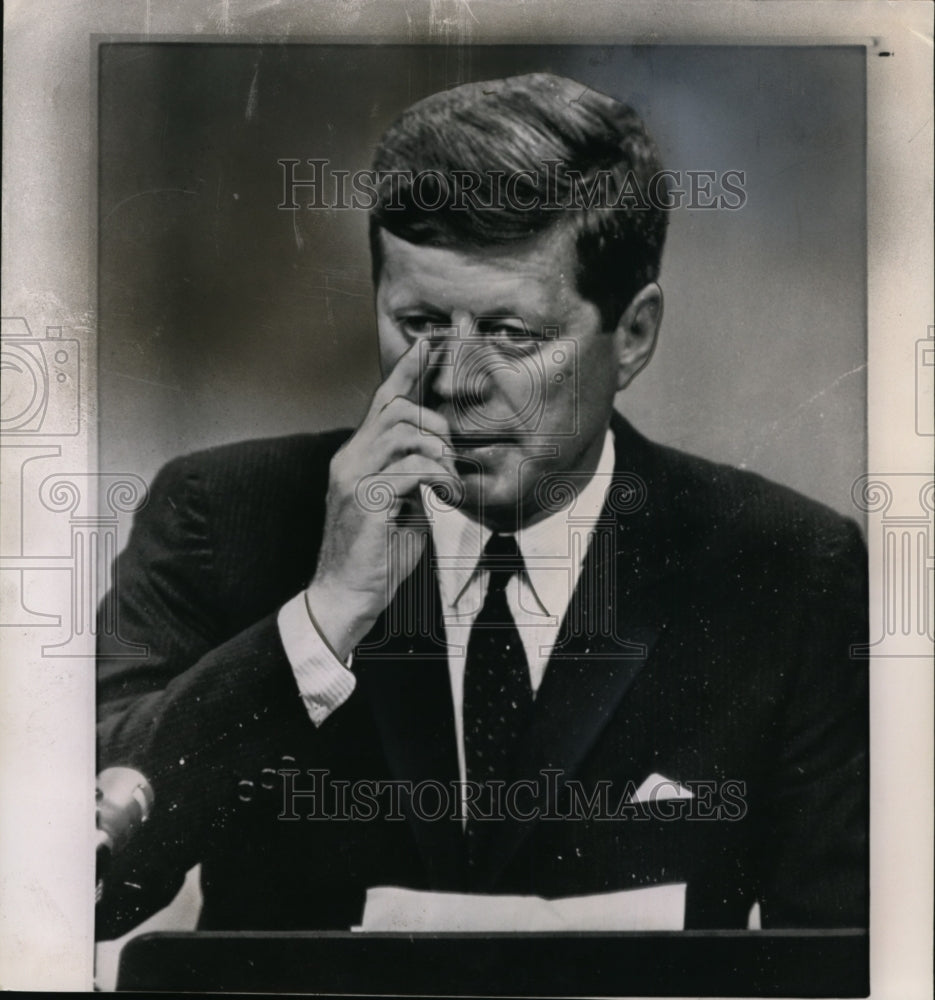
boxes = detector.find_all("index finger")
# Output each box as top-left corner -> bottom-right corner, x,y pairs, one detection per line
373,337 -> 439,409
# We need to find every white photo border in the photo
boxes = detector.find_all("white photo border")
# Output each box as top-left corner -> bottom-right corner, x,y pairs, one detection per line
1,1 -> 932,996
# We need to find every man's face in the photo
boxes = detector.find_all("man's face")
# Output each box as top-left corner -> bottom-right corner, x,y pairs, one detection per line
375,226 -> 623,529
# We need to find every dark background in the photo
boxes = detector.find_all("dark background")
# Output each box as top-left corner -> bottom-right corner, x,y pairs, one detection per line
99,44 -> 866,516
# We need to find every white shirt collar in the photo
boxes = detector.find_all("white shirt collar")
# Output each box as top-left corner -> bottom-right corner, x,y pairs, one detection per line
424,429 -> 617,614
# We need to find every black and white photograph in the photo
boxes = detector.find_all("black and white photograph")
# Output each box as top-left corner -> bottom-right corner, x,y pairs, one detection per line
1,2 -> 932,997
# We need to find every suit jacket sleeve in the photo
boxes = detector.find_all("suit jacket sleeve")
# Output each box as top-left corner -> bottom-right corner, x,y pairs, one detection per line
95,447 -> 326,938
755,517 -> 869,927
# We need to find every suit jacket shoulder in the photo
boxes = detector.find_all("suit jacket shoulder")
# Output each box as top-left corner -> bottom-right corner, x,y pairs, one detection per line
134,428 -> 354,621
609,413 -> 866,606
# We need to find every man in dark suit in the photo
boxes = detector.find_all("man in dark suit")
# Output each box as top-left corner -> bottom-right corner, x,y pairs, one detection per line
96,73 -> 868,939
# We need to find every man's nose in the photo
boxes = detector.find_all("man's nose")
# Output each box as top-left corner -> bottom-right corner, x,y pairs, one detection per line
424,314 -> 471,402
426,347 -> 456,400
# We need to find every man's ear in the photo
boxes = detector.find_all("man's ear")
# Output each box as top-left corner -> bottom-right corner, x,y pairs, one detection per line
613,282 -> 663,391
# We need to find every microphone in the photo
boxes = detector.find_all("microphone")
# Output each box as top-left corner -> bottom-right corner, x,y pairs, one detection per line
95,767 -> 154,901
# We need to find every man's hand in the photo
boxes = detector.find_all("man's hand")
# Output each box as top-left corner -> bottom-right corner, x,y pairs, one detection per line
304,341 -> 458,660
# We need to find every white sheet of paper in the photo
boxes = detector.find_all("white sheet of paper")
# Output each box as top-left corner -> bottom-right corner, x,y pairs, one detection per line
353,883 -> 686,932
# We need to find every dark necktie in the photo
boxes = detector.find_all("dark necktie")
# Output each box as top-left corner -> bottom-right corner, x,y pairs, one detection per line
463,533 -> 533,867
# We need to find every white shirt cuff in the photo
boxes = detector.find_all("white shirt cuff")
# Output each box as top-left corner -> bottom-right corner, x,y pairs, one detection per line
278,592 -> 357,727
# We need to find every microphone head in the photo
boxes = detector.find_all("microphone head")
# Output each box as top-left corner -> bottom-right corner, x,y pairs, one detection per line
96,767 -> 154,855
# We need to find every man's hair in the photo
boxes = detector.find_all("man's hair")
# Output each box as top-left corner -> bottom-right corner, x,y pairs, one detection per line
369,72 -> 668,331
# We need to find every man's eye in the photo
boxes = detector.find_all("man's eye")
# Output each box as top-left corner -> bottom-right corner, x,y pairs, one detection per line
493,324 -> 529,339
475,318 -> 534,340
398,316 -> 443,339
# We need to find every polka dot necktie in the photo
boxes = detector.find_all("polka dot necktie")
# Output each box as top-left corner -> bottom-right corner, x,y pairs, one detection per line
463,532 -> 533,867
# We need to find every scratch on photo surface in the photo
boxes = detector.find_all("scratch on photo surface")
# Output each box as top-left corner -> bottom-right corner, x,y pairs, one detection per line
742,362 -> 867,464
306,285 -> 368,300
213,0 -> 232,34
214,173 -> 224,259
454,0 -> 480,25
103,370 -> 181,393
907,117 -> 931,144
788,362 -> 867,411
245,62 -> 260,122
292,210 -> 305,252
428,0 -> 478,40
103,189 -> 197,224
319,265 -> 371,285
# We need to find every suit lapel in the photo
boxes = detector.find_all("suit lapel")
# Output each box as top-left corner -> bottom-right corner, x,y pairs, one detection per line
469,415 -> 674,888
354,415 -> 681,892
353,540 -> 466,889
467,548 -> 660,888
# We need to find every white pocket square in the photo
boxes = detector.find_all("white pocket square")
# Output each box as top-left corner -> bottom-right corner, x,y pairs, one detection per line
630,773 -> 694,804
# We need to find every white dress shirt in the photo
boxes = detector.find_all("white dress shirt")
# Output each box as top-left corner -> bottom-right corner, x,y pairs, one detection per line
277,428 -> 616,787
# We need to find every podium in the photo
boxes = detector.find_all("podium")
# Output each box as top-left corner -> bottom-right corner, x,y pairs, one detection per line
116,929 -> 868,995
